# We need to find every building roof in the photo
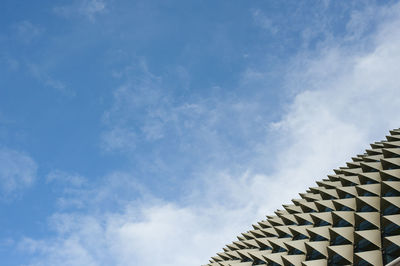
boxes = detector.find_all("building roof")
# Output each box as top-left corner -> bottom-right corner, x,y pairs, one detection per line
203,128 -> 400,266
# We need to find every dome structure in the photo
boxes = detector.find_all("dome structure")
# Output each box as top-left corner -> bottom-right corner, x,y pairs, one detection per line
204,129 -> 400,266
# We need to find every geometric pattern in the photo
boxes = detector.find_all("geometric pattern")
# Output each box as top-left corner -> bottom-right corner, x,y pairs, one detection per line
203,129 -> 400,266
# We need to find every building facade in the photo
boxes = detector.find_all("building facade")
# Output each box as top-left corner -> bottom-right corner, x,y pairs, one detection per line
204,129 -> 400,266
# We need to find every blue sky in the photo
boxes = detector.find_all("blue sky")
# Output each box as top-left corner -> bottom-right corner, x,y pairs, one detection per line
1,0 -> 400,265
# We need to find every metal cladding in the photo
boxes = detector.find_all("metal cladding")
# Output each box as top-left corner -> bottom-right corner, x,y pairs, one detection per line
204,129 -> 400,266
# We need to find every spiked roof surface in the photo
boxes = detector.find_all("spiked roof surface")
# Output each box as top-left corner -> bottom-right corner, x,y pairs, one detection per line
203,129 -> 400,266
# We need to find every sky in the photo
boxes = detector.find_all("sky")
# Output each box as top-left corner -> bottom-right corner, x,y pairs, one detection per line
1,0 -> 400,265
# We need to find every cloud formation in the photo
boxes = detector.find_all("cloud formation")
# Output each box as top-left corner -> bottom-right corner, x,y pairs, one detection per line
27,63 -> 74,96
252,9 -> 278,34
18,2 -> 400,266
53,0 -> 107,21
0,148 -> 37,200
46,170 -> 87,187
12,21 -> 43,44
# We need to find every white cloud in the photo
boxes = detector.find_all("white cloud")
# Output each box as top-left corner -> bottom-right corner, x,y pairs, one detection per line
19,186 -> 256,266
18,2 -> 400,266
79,0 -> 107,21
53,0 -> 107,22
46,170 -> 87,187
252,9 -> 278,34
13,21 -> 43,43
101,125 -> 137,152
100,64 -> 271,167
0,148 -> 37,199
27,63 -> 75,96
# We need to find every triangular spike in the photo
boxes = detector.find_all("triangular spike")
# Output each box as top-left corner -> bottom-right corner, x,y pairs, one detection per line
327,244 -> 353,264
363,154 -> 384,162
268,238 -> 289,252
247,250 -> 271,262
318,188 -> 339,200
354,229 -> 381,250
288,225 -> 312,240
306,226 -> 330,241
279,214 -> 299,225
382,148 -> 400,158
262,252 -> 286,265
249,229 -> 266,238
283,239 -> 307,254
365,148 -> 383,155
329,227 -> 354,244
355,212 -> 380,230
382,158 -> 400,169
304,241 -> 328,258
217,252 -> 231,260
274,225 -> 293,238
384,235 -> 400,248
225,262 -> 252,266
298,201 -> 319,213
338,174 -> 360,186
382,197 -> 400,215
236,249 -> 258,260
382,214 -> 400,237
316,181 -> 342,189
390,129 -> 400,135
360,162 -> 383,172
332,211 -> 355,227
268,217 -> 285,226
346,161 -> 361,168
253,237 -> 273,250
301,259 -> 327,266
309,212 -> 332,226
314,200 -> 335,212
294,213 -> 314,226
356,184 -> 381,197
259,227 -> 278,237
299,193 -> 322,202
358,172 -> 381,184
381,169 -> 400,181
242,239 -> 259,249
283,204 -> 303,214
371,142 -> 384,148
281,254 -> 305,266
354,250 -> 383,266
382,181 -> 400,197
258,220 -> 273,228
226,243 -> 239,251
383,141 -> 400,148
327,174 -> 342,181
225,250 -> 241,260
340,168 -> 363,175
335,186 -> 358,198
332,198 -> 356,211
356,196 -> 380,212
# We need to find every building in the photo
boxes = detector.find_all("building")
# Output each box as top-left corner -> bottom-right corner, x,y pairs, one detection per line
203,128 -> 400,266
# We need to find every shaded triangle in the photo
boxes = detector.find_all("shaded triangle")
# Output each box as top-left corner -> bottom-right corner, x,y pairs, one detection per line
327,244 -> 353,264
354,250 -> 383,266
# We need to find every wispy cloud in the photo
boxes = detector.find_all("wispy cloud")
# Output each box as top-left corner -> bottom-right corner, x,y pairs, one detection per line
12,21 -> 44,44
252,9 -> 278,34
27,63 -> 75,96
101,126 -> 137,152
0,56 -> 20,71
53,0 -> 107,22
0,148 -> 37,200
100,59 -> 273,177
19,171 -> 256,266
46,170 -> 87,187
